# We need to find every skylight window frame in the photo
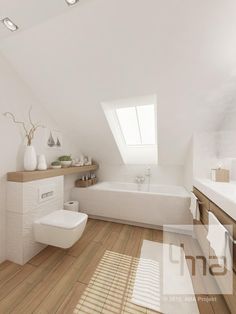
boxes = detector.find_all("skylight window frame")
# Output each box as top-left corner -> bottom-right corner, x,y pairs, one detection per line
101,94 -> 158,165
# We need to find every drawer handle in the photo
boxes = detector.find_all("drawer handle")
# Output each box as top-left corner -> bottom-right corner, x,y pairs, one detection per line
228,233 -> 236,245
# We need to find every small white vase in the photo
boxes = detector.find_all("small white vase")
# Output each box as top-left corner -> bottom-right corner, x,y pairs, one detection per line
37,154 -> 47,171
24,145 -> 37,171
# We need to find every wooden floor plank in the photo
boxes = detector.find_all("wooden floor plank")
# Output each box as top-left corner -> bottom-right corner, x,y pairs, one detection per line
76,246 -> 107,285
124,226 -> 144,257
111,224 -> 133,254
136,227 -> 153,258
92,221 -> 114,244
152,228 -> 163,243
67,220 -> 107,257
0,219 -> 230,314
0,264 -> 35,302
109,221 -> 124,233
102,231 -> 122,251
11,255 -> 75,314
0,263 -> 22,286
34,241 -> 103,313
56,282 -> 86,314
0,260 -> 11,271
0,249 -> 66,313
77,230 -> 120,285
141,227 -> 153,241
28,245 -> 57,267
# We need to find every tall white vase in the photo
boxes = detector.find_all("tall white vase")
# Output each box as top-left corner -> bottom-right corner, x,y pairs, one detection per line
24,145 -> 37,171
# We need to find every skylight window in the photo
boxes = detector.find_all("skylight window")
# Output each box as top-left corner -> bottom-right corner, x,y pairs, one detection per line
116,105 -> 156,146
102,94 -> 158,165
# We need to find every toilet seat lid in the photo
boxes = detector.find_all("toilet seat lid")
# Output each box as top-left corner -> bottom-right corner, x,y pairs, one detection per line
37,210 -> 87,229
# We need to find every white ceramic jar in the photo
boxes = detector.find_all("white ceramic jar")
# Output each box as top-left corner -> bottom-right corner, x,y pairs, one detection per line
37,154 -> 47,170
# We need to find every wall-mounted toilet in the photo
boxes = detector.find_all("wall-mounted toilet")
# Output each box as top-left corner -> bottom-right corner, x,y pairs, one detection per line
33,210 -> 88,249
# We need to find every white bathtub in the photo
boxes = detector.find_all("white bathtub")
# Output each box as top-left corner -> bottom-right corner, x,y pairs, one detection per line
71,181 -> 192,228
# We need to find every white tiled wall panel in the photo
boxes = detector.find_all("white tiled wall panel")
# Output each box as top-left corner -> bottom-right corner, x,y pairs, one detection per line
7,176 -> 64,264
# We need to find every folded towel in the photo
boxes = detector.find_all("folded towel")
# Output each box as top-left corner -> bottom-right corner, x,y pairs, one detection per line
189,193 -> 200,220
207,212 -> 232,271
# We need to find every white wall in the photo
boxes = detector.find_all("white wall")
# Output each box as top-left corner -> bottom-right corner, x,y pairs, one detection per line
217,106 -> 236,159
220,106 -> 236,131
183,139 -> 193,191
0,54 -> 80,263
183,126 -> 236,190
217,106 -> 236,179
0,0 -> 233,195
184,132 -> 219,191
0,0 -> 233,169
97,163 -> 184,186
193,132 -> 219,179
1,0 -> 236,262
7,176 -> 64,265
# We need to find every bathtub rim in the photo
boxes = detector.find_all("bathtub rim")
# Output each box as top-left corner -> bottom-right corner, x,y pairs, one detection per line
74,181 -> 190,199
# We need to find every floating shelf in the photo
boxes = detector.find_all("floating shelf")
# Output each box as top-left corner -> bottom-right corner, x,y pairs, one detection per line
7,165 -> 98,183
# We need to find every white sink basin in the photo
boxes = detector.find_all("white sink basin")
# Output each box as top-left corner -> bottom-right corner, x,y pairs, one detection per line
194,178 -> 236,220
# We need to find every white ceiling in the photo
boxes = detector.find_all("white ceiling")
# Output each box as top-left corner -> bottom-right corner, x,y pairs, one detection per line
0,0 -> 67,39
0,0 -> 236,165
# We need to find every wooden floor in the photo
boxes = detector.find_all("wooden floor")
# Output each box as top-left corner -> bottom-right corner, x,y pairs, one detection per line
0,219 -> 230,313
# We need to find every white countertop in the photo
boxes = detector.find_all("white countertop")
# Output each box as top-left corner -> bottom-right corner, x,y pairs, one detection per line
193,178 -> 236,221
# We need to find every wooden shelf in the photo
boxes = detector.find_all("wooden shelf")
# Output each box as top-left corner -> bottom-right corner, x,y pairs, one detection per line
7,165 -> 98,183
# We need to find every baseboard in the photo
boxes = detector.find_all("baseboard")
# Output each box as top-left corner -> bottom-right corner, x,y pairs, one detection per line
88,214 -> 193,236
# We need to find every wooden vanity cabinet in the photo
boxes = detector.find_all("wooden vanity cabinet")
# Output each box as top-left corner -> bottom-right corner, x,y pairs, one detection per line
193,188 -> 210,225
193,187 -> 236,313
193,187 -> 236,271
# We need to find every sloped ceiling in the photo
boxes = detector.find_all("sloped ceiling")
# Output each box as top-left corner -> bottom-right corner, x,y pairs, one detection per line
1,0 -> 236,165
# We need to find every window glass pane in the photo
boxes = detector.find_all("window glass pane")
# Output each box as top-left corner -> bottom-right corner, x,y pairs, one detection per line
116,107 -> 141,145
137,104 -> 156,145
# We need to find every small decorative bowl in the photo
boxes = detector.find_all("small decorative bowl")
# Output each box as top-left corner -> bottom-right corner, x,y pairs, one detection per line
51,165 -> 62,169
61,161 -> 72,168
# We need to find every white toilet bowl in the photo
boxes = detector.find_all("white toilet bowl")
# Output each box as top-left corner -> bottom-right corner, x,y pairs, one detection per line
33,210 -> 88,249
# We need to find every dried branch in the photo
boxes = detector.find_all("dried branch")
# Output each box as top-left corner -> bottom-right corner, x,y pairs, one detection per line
3,108 -> 44,146
28,124 -> 44,143
3,112 -> 28,136
28,106 -> 35,129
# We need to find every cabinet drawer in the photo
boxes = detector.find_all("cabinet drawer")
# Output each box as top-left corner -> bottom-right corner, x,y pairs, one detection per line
210,202 -> 236,239
193,187 -> 236,313
209,202 -> 236,273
